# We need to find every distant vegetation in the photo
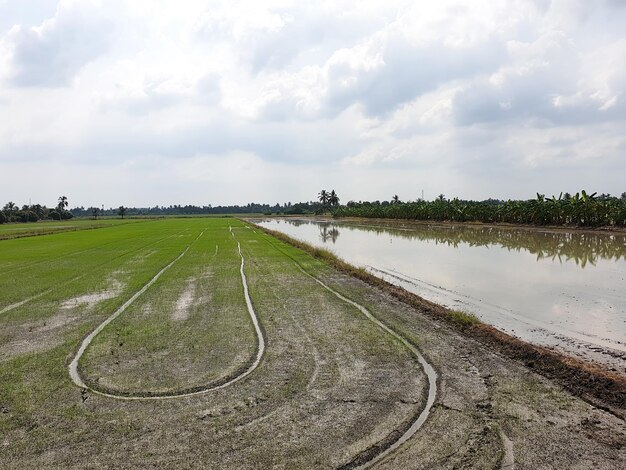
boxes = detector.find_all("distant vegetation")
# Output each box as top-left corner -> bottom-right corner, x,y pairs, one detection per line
69,201 -> 326,218
3,190 -> 625,227
317,189 -> 340,213
1,196 -> 74,224
0,200 -> 328,224
333,191 -> 626,227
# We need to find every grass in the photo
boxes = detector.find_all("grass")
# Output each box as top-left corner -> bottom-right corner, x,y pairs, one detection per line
250,222 -> 626,414
0,218 -> 141,240
0,217 -> 426,467
449,309 -> 480,328
1,217 -> 623,468
81,220 -> 257,395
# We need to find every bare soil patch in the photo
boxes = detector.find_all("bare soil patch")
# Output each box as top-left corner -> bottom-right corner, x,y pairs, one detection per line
172,277 -> 197,321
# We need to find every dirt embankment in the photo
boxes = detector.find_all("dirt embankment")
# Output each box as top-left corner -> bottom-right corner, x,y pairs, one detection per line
252,223 -> 626,419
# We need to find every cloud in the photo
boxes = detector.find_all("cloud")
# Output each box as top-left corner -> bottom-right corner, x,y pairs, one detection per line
0,0 -> 625,207
324,34 -> 503,117
2,0 -> 113,87
453,32 -> 626,126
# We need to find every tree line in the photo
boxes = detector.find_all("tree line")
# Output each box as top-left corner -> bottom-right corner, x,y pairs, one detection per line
67,201 -> 327,218
4,190 -> 624,228
0,198 -> 328,224
332,191 -> 626,227
1,196 -> 74,224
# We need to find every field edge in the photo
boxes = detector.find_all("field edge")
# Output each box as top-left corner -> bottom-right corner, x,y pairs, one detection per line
246,219 -> 626,419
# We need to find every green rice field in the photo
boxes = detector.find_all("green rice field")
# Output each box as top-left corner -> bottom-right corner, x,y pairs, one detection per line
0,217 -> 623,468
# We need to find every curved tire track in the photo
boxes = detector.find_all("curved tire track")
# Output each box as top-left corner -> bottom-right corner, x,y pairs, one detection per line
68,228 -> 265,400
253,228 -> 438,469
293,263 -> 438,469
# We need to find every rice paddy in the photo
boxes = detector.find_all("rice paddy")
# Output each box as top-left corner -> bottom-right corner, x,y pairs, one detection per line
0,217 -> 623,468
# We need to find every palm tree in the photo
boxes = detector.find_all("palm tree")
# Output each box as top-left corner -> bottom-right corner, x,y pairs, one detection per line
318,190 -> 329,206
329,190 -> 340,207
3,201 -> 16,213
57,196 -> 68,212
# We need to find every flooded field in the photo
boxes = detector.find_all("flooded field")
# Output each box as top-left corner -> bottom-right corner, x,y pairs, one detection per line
255,218 -> 626,370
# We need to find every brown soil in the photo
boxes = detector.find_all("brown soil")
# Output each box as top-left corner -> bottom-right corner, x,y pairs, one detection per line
254,223 -> 626,418
1,223 -> 624,469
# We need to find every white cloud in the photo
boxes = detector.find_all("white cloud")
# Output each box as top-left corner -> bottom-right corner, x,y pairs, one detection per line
2,0 -> 114,87
0,0 -> 625,207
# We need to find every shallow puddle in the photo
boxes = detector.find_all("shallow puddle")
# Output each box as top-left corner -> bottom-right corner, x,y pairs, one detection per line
255,218 -> 626,369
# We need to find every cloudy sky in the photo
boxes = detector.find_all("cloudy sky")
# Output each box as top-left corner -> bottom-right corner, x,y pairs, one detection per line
1,0 -> 625,208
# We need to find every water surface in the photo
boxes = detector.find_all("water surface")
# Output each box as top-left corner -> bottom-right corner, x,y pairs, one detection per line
255,218 -> 626,369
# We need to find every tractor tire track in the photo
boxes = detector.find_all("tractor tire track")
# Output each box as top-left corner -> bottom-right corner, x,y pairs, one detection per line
293,264 -> 438,469
254,228 -> 438,469
68,228 -> 265,400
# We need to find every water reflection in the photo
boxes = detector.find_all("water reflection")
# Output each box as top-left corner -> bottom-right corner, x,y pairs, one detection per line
319,224 -> 340,244
256,217 -> 626,368
280,219 -> 626,268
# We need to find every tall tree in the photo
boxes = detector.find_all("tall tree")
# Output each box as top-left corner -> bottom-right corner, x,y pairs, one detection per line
318,190 -> 329,206
329,190 -> 340,207
392,195 -> 400,204
118,206 -> 127,219
3,201 -> 16,213
57,196 -> 68,212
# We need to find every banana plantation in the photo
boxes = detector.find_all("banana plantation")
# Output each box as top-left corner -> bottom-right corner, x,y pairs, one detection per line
333,191 -> 626,227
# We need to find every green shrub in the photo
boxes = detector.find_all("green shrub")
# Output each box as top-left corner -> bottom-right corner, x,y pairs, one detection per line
18,211 -> 38,222
449,310 -> 480,328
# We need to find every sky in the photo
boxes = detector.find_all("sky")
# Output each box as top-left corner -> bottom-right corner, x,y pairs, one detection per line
0,0 -> 625,208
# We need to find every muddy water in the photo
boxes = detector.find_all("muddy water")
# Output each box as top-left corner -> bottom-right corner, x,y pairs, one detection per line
255,218 -> 626,370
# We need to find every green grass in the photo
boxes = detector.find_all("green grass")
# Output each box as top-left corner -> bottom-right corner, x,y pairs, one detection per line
81,219 -> 257,394
0,217 -> 620,469
0,218 -> 142,239
0,217 -> 426,467
448,309 -> 480,328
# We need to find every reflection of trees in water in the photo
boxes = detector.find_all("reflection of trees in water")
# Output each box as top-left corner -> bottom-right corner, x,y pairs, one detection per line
288,219 -> 307,227
283,219 -> 626,268
319,223 -> 340,244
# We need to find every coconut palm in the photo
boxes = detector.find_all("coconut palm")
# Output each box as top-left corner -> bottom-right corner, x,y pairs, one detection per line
318,190 -> 329,206
329,190 -> 339,207
3,201 -> 16,213
57,196 -> 68,212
